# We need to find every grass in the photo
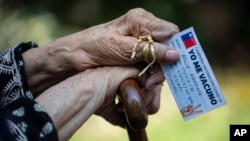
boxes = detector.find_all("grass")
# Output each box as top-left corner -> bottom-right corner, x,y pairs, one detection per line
69,66 -> 250,141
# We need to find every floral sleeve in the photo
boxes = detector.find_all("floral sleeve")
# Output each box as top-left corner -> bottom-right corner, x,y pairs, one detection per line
0,42 -> 59,141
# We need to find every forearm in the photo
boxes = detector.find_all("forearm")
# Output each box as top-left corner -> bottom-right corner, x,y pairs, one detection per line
56,93 -> 103,141
22,38 -> 78,97
35,70 -> 105,140
22,27 -> 103,97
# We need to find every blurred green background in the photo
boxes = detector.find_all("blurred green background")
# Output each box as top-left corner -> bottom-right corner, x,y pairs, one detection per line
0,0 -> 249,140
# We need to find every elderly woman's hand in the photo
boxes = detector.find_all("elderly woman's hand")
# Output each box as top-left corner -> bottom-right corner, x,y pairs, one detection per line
23,8 -> 179,96
36,65 -> 161,140
62,8 -> 179,68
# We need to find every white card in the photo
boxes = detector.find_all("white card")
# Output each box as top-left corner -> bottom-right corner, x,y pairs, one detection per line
161,27 -> 227,121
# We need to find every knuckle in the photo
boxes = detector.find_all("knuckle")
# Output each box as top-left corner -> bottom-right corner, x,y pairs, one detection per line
169,24 -> 180,36
126,8 -> 154,19
127,8 -> 146,15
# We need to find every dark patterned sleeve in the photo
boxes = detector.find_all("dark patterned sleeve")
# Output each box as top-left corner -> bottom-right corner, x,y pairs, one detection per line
0,42 -> 59,141
0,97 -> 59,141
0,42 -> 37,106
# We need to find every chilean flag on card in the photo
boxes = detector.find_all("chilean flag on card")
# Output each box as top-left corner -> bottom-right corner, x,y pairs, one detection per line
181,32 -> 196,49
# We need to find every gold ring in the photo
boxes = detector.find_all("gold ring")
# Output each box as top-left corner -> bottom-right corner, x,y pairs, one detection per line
131,35 -> 156,76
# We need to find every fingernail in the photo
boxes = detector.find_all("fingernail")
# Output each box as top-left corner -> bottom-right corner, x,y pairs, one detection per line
165,50 -> 179,61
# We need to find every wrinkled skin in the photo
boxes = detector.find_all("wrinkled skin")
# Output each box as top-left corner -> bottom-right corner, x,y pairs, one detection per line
36,66 -> 139,140
23,8 -> 179,96
24,8 -> 180,141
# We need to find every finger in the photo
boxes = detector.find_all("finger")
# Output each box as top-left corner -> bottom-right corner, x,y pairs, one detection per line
121,8 -> 179,41
146,85 -> 161,114
141,84 -> 161,111
121,36 -> 179,64
138,13 -> 179,42
149,19 -> 179,42
95,103 -> 126,128
187,105 -> 193,110
154,42 -> 180,63
193,103 -> 202,110
182,105 -> 193,112
144,63 -> 165,91
195,110 -> 203,114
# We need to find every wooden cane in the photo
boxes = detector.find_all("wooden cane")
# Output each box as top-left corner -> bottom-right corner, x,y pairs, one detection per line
118,79 -> 148,141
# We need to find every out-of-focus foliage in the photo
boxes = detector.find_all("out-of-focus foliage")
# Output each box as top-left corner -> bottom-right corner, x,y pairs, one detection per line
1,0 -> 249,67
1,0 -> 250,141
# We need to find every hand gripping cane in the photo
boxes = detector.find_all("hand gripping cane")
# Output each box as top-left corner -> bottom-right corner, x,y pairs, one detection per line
118,79 -> 148,141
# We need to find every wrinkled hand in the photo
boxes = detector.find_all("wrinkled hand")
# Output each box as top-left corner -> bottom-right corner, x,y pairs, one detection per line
24,8 -> 179,96
95,65 -> 163,128
51,8 -> 180,91
36,65 -> 161,140
63,8 -> 179,69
